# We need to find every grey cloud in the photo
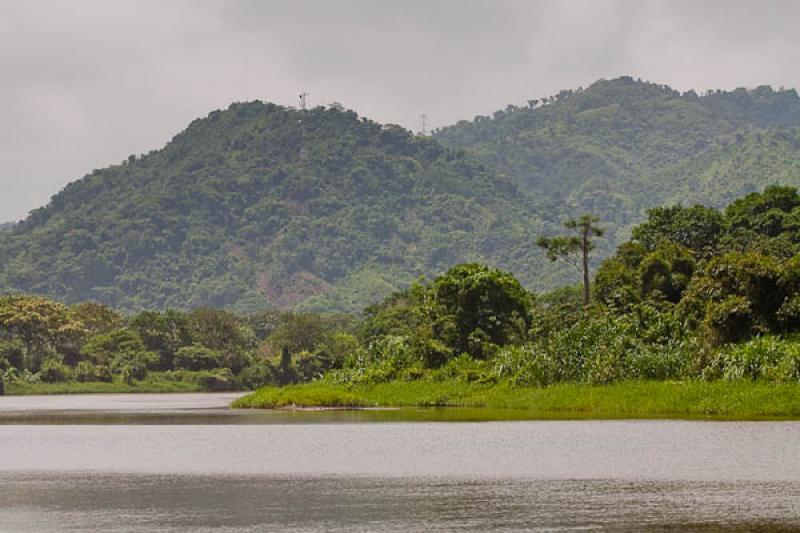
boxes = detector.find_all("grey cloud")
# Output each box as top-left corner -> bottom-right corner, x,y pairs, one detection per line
1,0 -> 800,221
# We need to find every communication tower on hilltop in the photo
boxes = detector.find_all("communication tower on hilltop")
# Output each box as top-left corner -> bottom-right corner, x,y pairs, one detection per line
419,113 -> 428,135
299,92 -> 309,111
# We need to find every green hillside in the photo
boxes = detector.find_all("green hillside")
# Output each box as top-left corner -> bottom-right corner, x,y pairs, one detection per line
4,77 -> 800,313
434,77 -> 800,243
0,103 -> 550,312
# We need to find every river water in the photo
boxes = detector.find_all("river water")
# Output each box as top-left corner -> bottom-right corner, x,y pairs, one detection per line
1,393 -> 799,531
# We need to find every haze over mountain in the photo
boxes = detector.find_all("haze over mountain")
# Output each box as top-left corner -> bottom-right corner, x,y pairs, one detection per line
3,77 -> 800,312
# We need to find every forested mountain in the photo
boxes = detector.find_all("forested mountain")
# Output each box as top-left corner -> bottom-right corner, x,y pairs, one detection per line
434,77 -> 800,244
4,77 -> 800,313
0,222 -> 15,233
0,103 -> 550,312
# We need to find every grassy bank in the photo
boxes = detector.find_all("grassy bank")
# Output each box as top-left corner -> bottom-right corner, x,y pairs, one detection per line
233,380 -> 800,420
4,372 -> 209,395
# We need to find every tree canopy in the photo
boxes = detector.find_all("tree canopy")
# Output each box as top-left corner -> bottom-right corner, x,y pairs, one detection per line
5,78 -> 800,312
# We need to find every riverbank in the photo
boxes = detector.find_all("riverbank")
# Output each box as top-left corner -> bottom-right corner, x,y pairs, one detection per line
232,380 -> 800,420
2,372 -> 211,395
5,381 -> 203,395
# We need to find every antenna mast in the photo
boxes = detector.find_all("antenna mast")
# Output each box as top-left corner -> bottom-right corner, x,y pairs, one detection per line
244,55 -> 250,102
299,92 -> 309,111
419,113 -> 428,135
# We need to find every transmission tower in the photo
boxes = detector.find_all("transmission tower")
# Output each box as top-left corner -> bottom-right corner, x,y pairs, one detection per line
419,113 -> 428,135
299,92 -> 309,111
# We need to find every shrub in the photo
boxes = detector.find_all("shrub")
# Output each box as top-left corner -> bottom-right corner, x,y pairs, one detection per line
295,351 -> 326,381
39,358 -> 72,383
431,353 -> 492,383
638,242 -> 695,303
196,369 -> 235,391
321,332 -> 360,369
681,252 -> 786,344
96,365 -> 113,382
326,335 -> 418,385
81,328 -> 150,366
427,263 -> 533,360
493,303 -> 690,385
174,344 -> 223,371
492,345 -> 557,386
3,368 -> 40,384
237,359 -> 276,389
531,285 -> 585,337
625,342 -> 690,380
594,256 -> 641,310
0,339 -> 24,370
112,350 -> 157,382
716,336 -> 800,382
74,361 -> 112,382
400,364 -> 426,382
777,295 -> 800,332
706,296 -> 753,345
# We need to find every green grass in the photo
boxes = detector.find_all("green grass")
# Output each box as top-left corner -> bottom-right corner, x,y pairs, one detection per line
5,373 -> 205,395
233,380 -> 800,420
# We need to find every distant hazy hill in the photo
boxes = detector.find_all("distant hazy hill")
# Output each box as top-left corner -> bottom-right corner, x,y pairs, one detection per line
4,77 -> 800,312
0,222 -> 15,233
434,77 -> 800,243
0,103 -> 548,312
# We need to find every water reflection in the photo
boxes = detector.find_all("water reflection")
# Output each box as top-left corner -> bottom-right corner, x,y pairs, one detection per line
1,394 -> 799,531
1,473 -> 798,531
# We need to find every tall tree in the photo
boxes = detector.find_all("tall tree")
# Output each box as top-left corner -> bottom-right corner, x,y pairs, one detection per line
0,295 -> 86,370
538,215 -> 604,307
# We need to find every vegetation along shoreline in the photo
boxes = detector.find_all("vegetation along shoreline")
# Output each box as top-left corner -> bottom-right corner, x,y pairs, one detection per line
4,186 -> 800,420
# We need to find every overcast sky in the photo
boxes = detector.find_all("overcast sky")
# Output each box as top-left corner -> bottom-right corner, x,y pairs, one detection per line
2,0 -> 800,221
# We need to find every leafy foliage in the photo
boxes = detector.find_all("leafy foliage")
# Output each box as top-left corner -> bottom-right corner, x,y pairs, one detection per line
329,187 -> 800,387
174,344 -> 223,371
0,103 -> 541,312
435,77 -> 800,248
426,263 -> 533,360
7,78 -> 800,312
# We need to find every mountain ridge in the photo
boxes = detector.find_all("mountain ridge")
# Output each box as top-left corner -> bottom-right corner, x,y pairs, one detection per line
0,102 -> 549,312
4,76 -> 800,312
434,76 -> 800,242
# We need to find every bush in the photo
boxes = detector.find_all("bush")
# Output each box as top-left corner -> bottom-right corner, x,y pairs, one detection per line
196,369 -> 235,391
112,350 -> 157,382
237,360 -> 276,389
174,344 -> 223,371
625,342 -> 690,380
680,252 -> 786,344
638,242 -> 695,303
39,358 -> 72,383
777,295 -> 800,331
74,361 -> 113,382
492,304 -> 691,385
321,332 -> 360,369
81,328 -> 150,366
295,351 -> 326,381
706,296 -> 753,345
715,336 -> 800,382
493,345 -> 558,386
328,335 -> 422,384
430,353 -> 492,383
3,368 -> 40,384
427,263 -> 533,360
0,339 -> 24,370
